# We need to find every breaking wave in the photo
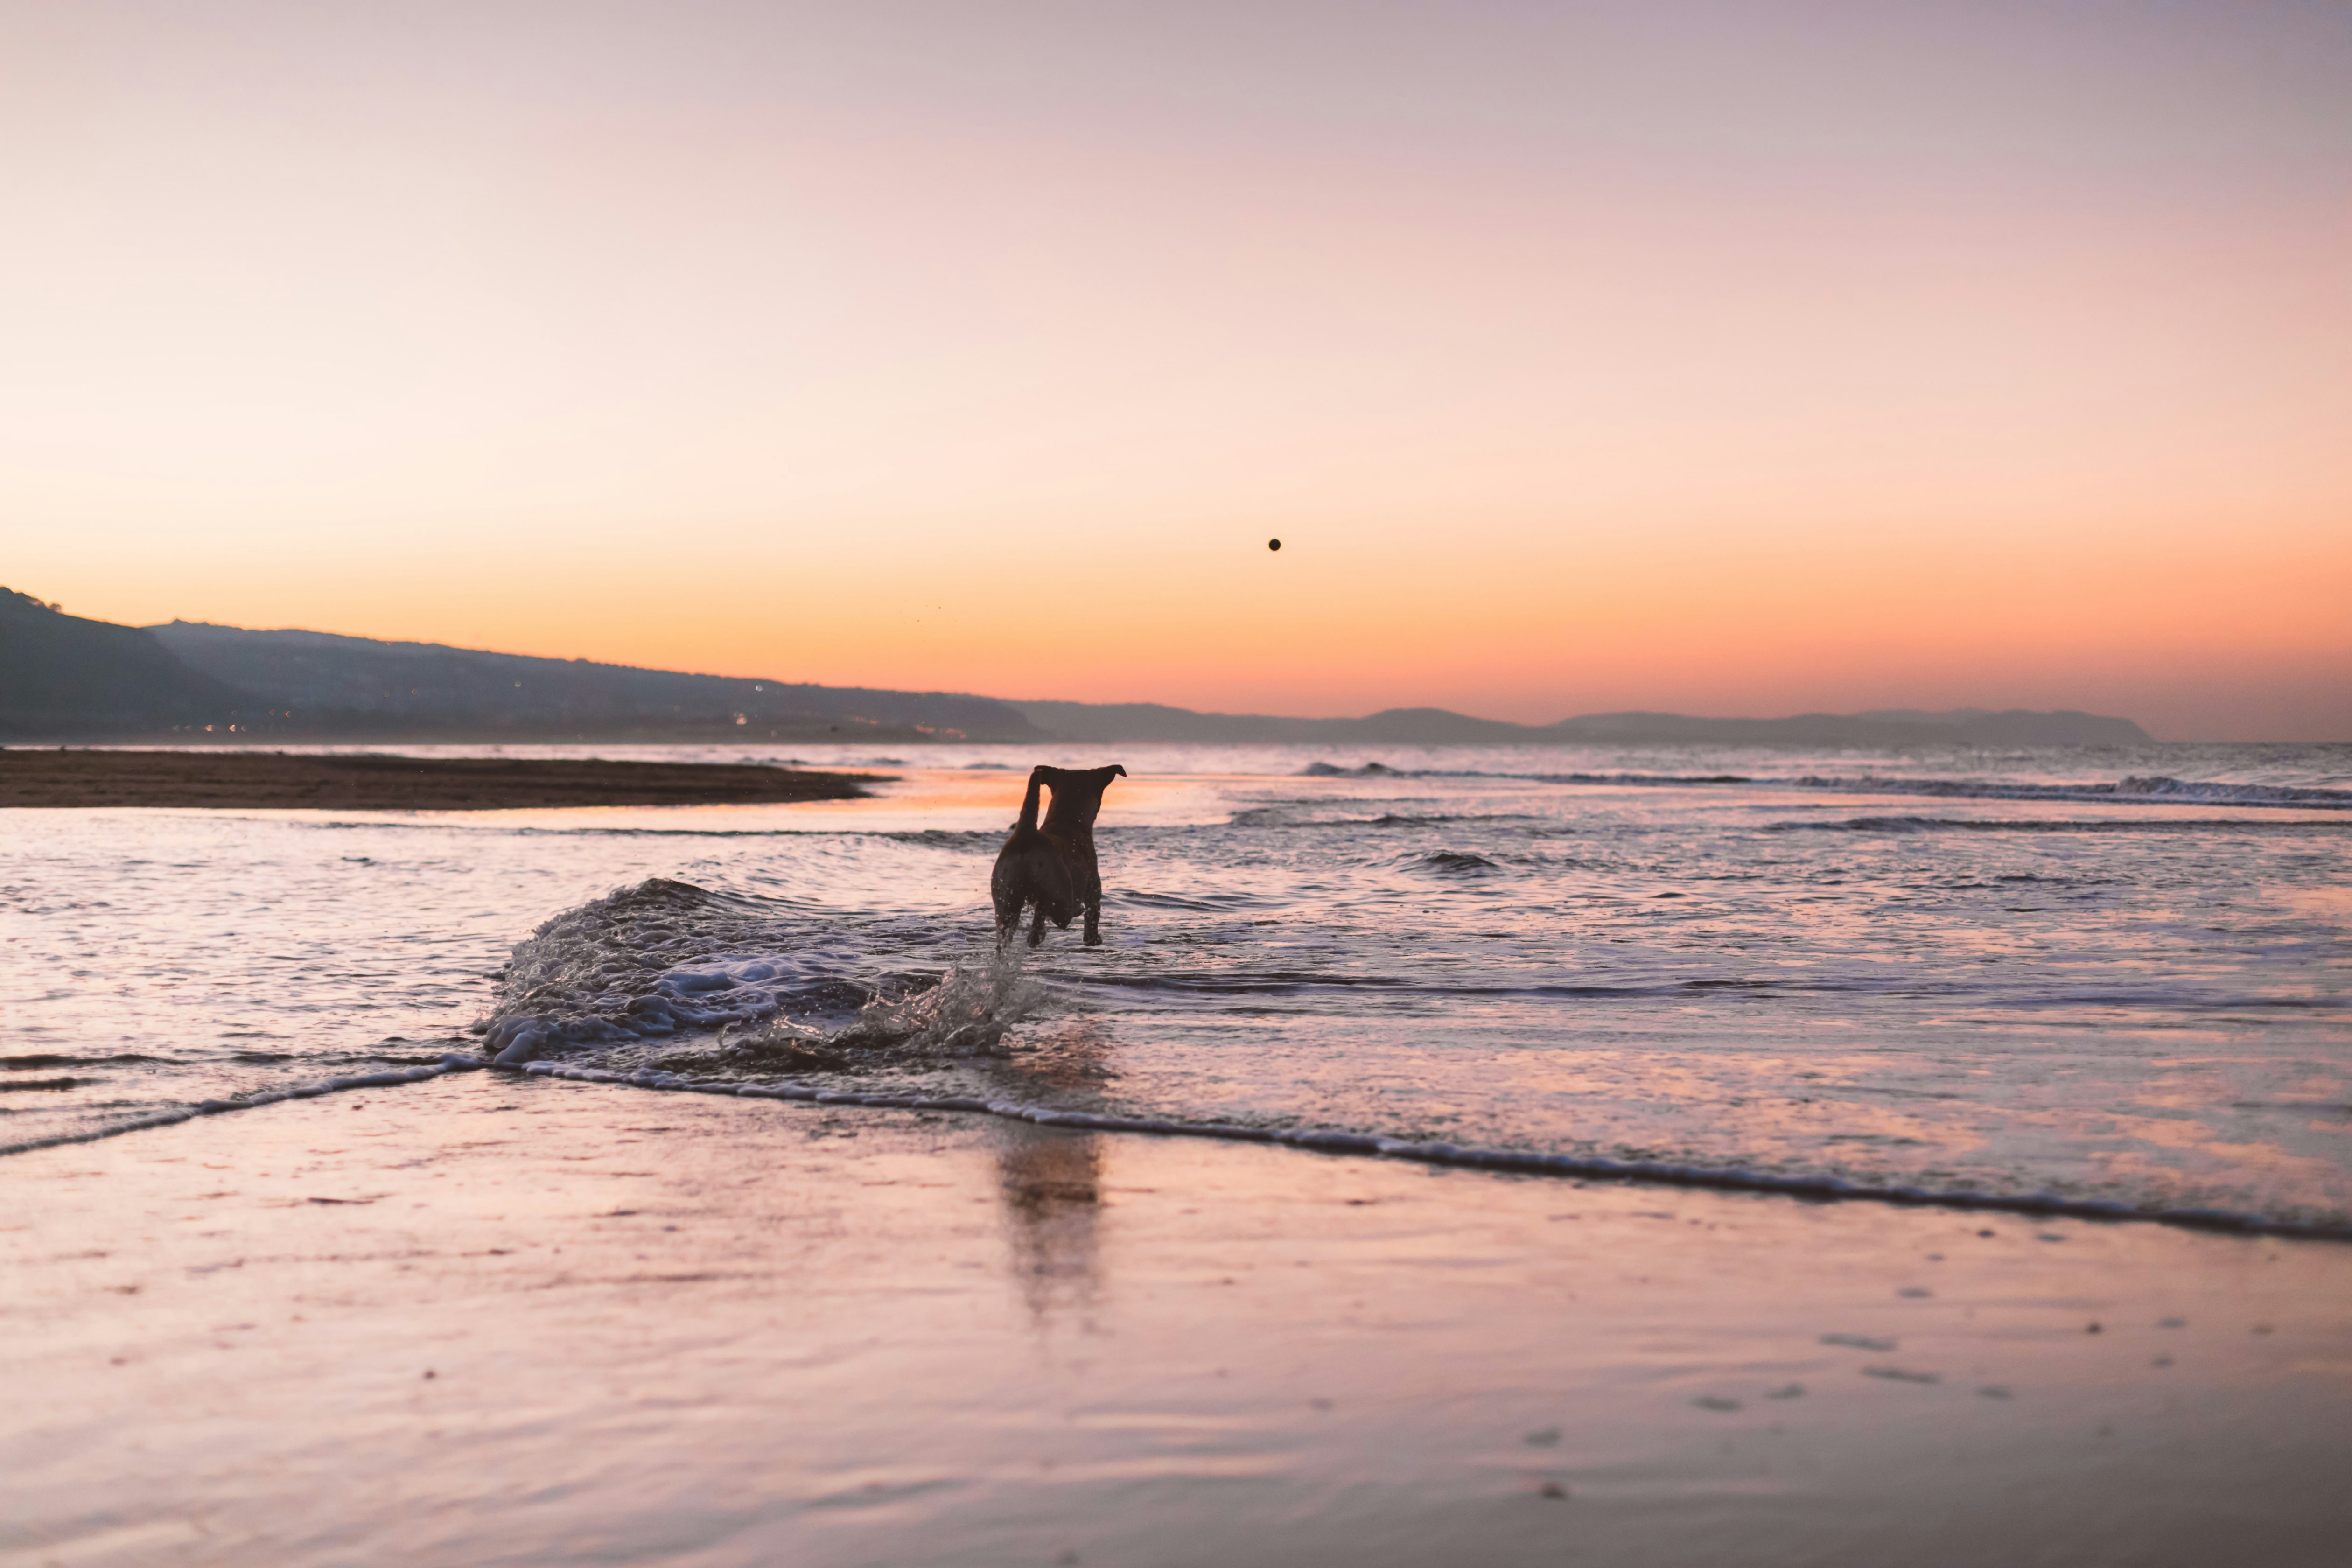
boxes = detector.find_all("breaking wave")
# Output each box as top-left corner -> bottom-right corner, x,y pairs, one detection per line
474,878 -> 1054,1074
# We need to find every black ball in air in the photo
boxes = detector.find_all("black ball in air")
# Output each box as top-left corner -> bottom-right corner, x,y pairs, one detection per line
1268,538 -> 1282,552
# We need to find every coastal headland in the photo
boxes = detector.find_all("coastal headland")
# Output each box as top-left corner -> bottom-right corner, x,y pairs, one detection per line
0,749 -> 877,811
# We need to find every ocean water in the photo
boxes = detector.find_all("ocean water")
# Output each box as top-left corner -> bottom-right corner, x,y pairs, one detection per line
6,741 -> 2349,1232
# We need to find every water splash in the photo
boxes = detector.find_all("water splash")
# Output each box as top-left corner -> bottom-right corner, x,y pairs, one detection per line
723,951 -> 1051,1064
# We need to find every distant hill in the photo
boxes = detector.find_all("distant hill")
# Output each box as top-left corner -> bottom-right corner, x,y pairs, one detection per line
1011,700 -> 2153,748
1547,708 -> 2154,747
1013,701 -> 1538,745
0,591 -> 1042,742
0,587 -> 2152,748
145,623 -> 1046,743
0,589 -> 242,738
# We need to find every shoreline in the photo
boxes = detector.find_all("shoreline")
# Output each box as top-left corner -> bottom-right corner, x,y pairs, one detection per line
0,748 -> 880,809
21,1057 -> 2348,1242
533,1061 -> 2352,1241
4,1071 -> 2347,1566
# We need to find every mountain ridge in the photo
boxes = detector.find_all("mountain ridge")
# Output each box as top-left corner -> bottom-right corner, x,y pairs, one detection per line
0,588 -> 247,737
144,621 -> 1046,742
1006,699 -> 2152,748
0,590 -> 2153,747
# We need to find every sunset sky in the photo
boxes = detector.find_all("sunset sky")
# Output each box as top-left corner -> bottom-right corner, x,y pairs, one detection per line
4,1 -> 2346,740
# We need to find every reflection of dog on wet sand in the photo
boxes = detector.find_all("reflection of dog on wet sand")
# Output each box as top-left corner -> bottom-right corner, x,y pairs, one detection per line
992,764 -> 1126,948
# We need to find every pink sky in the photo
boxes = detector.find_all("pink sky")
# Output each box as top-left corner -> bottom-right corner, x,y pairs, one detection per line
4,2 -> 2347,738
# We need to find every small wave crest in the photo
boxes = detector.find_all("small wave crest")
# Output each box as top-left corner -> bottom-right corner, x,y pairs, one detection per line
1295,762 -> 1750,786
1768,816 -> 2352,835
2114,774 -> 2352,805
1785,774 -> 2352,809
1410,850 -> 1504,875
1285,762 -> 2350,808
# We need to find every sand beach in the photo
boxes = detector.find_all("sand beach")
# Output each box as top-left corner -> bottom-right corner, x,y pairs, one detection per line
0,750 -> 875,812
4,1068 -> 2347,1567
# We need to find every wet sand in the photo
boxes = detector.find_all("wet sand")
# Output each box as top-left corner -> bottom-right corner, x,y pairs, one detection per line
2,1074 -> 2346,1566
0,749 -> 876,810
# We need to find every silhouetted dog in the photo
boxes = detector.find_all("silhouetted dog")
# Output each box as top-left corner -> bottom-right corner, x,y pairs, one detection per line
992,766 -> 1075,947
991,763 -> 1126,947
1036,763 -> 1126,945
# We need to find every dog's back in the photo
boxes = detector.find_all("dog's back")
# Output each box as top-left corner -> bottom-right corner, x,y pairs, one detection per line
1036,764 -> 1125,945
1036,764 -> 1126,839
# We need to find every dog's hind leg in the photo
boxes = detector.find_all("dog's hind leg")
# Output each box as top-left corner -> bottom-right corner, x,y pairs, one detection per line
993,768 -> 1050,949
1078,854 -> 1104,946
